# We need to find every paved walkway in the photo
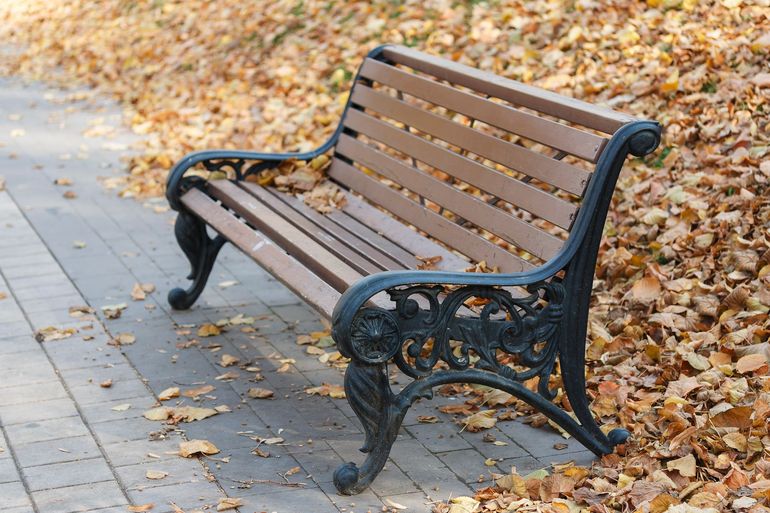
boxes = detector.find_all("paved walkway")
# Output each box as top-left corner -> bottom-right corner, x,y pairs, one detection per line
0,77 -> 595,513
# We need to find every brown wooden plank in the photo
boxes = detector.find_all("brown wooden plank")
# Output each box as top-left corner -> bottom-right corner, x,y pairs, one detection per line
263,187 -> 415,271
328,158 -> 535,272
348,87 -> 590,196
180,188 -> 339,318
332,192 -> 469,271
206,180 -> 363,292
233,181 -> 390,275
335,135 -> 564,261
340,111 -> 578,228
360,59 -> 608,162
381,45 -> 636,134
237,182 -> 406,272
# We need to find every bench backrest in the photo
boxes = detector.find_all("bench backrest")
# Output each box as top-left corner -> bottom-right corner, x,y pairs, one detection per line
328,45 -> 640,273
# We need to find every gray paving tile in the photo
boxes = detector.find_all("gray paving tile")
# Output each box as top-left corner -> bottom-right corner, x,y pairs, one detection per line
13,435 -> 101,468
0,335 -> 38,356
32,481 -> 127,513
0,382 -> 68,407
0,505 -> 35,513
68,379 -> 150,406
0,482 -> 31,509
0,457 -> 18,482
404,421 -> 473,453
78,395 -> 157,424
5,416 -> 90,446
103,438 -> 181,467
0,397 -> 79,426
126,480 -> 223,511
240,486 -> 340,512
497,419 -> 586,458
22,457 -> 114,491
114,458 -> 207,490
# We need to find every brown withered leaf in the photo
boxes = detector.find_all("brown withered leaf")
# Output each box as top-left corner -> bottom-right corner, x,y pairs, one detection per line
247,387 -> 274,399
178,439 -> 219,457
462,410 -> 497,432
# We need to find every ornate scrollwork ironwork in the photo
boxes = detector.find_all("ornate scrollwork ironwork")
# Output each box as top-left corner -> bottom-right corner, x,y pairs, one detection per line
345,281 -> 565,398
201,158 -> 280,181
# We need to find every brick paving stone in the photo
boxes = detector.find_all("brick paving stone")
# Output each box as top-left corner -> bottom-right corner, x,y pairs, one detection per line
102,438 -> 181,467
0,458 -> 18,484
78,395 -> 158,424
22,457 -> 115,491
0,382 -> 68,407
0,506 -> 35,513
497,419 -> 588,458
0,482 -> 31,510
459,427 -> 529,461
436,448 -> 496,487
496,454 -> 548,475
91,417 -> 158,446
126,481 -> 223,511
0,322 -> 32,340
404,421 -> 473,453
318,480 -> 386,513
5,416 -> 90,446
239,487 -> 340,513
0,336 -> 38,356
44,338 -> 125,370
13,435 -> 102,468
114,458 -> 207,490
68,379 -> 151,406
0,397 -> 79,426
32,481 -> 127,513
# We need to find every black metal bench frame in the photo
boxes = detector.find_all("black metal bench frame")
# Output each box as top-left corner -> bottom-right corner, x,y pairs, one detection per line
166,44 -> 661,495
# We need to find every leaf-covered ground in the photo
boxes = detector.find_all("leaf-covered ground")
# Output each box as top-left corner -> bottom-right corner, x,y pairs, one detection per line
1,1 -> 769,512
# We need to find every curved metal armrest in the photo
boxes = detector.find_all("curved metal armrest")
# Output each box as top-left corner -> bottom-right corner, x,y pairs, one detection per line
166,148 -> 328,210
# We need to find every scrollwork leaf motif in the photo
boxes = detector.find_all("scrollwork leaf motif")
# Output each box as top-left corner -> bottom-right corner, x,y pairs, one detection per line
342,282 -> 567,398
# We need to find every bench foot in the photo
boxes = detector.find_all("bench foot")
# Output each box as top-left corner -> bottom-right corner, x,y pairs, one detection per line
168,209 -> 226,310
333,361 -> 411,495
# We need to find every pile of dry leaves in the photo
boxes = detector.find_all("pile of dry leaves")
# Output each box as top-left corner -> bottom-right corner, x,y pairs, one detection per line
1,0 -> 769,512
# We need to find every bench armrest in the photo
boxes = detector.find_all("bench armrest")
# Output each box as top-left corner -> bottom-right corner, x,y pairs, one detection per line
166,148 -> 331,210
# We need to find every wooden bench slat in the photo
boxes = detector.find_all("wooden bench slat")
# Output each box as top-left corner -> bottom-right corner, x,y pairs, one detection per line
334,135 -> 563,261
333,192 -> 469,272
360,58 -> 608,163
381,45 -> 635,134
206,180 -> 363,292
349,86 -> 590,196
234,181 -> 398,274
340,110 -> 578,229
238,182 -> 407,272
328,158 -> 535,273
180,188 -> 340,318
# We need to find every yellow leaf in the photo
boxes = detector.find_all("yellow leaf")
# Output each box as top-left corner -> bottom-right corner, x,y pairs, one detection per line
218,354 -> 239,367
462,410 -> 497,432
158,387 -> 180,401
660,69 -> 680,94
217,498 -> 244,511
198,323 -> 221,337
667,454 -> 696,477
179,439 -> 219,457
247,387 -> 274,399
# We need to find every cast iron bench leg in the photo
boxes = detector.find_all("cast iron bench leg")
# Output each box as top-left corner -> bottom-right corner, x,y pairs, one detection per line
168,209 -> 226,310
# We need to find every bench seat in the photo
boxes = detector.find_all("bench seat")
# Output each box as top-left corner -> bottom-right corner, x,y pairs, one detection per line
179,178 -> 470,317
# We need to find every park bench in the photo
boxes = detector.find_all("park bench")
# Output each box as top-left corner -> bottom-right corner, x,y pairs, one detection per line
166,44 -> 661,495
